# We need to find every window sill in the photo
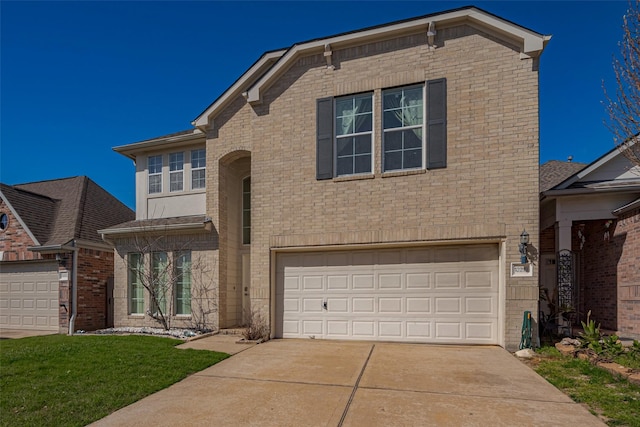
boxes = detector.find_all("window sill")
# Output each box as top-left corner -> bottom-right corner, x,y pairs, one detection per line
333,174 -> 375,182
128,314 -> 145,318
381,169 -> 426,179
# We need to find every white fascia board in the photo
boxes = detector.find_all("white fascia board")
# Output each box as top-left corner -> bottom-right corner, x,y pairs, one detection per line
0,189 -> 40,245
113,130 -> 205,160
556,139 -> 639,190
246,7 -> 549,104
613,197 -> 640,216
98,221 -> 206,237
192,49 -> 287,129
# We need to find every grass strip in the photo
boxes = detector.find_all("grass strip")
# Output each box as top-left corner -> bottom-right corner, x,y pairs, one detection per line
1,334 -> 229,427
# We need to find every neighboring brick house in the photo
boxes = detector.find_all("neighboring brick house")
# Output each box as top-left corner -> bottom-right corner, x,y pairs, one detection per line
0,177 -> 134,333
101,6 -> 550,350
540,145 -> 640,340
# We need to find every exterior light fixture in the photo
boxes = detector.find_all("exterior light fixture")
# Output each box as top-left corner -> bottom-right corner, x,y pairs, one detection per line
519,229 -> 529,264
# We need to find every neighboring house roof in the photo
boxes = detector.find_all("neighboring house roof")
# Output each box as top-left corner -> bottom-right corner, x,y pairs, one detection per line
539,160 -> 587,192
0,176 -> 134,249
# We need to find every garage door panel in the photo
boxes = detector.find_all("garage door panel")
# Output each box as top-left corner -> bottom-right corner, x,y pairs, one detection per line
466,322 -> 495,340
465,297 -> 493,314
435,322 -> 462,339
327,275 -> 348,289
353,298 -> 375,313
379,274 -> 402,289
407,298 -> 430,313
379,298 -> 402,313
434,272 -> 461,289
277,245 -> 499,344
353,275 -> 374,289
352,321 -> 375,337
406,273 -> 430,289
327,298 -> 348,312
302,320 -> 323,335
327,320 -> 349,336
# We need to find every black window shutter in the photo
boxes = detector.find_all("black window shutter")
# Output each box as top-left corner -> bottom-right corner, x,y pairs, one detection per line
316,97 -> 334,180
426,78 -> 447,169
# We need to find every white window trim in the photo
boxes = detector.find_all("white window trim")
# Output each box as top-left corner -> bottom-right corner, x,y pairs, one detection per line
334,93 -> 375,177
190,149 -> 206,190
148,155 -> 163,194
382,84 -> 426,173
169,152 -> 184,193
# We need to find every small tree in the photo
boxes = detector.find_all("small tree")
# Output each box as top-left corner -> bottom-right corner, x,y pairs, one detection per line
118,227 -> 217,331
604,0 -> 640,166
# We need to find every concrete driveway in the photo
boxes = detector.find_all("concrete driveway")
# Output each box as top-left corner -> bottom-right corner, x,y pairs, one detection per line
91,339 -> 605,427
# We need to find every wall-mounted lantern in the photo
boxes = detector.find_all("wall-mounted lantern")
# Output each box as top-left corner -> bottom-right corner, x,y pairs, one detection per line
518,229 -> 529,264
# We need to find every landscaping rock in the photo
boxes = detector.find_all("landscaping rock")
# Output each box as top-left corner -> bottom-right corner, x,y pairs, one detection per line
555,343 -> 577,356
515,349 -> 536,359
559,337 -> 581,347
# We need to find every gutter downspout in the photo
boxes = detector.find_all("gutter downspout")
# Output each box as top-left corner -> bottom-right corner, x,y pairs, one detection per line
68,241 -> 79,336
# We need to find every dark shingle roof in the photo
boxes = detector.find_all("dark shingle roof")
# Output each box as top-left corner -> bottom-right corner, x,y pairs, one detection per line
2,176 -> 134,247
540,160 -> 587,192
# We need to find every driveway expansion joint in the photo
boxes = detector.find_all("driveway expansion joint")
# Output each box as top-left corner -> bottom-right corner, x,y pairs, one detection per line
338,344 -> 375,427
195,373 -> 353,389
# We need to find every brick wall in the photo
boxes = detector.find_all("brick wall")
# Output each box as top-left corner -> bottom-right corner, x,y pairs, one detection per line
574,221 -> 620,331
615,208 -> 640,339
206,24 -> 541,349
540,226 -> 555,254
0,200 -> 40,260
74,247 -> 114,331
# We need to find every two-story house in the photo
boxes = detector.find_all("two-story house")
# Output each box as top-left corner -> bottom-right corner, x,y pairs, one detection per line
101,6 -> 550,350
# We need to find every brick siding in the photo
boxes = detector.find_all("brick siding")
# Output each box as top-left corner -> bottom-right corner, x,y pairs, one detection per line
615,208 -> 640,339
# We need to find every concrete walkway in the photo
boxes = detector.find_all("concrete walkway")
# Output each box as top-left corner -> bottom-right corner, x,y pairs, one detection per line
91,339 -> 606,427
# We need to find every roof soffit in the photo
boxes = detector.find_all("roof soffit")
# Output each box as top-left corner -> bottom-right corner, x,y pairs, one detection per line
113,129 -> 206,160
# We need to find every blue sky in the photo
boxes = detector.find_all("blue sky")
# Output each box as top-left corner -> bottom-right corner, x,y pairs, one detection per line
0,1 -> 630,209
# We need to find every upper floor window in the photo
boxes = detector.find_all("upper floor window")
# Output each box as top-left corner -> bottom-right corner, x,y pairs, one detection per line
383,85 -> 424,172
315,78 -> 446,180
148,155 -> 163,194
191,149 -> 206,189
335,93 -> 373,176
169,152 -> 184,192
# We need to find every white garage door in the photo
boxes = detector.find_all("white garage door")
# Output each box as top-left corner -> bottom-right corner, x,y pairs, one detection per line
0,261 -> 59,331
276,244 -> 499,344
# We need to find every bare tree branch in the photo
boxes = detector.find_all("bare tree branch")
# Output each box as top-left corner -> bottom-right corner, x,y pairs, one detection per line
604,0 -> 640,166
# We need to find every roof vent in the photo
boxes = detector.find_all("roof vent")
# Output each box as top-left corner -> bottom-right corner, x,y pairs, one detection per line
567,155 -> 573,163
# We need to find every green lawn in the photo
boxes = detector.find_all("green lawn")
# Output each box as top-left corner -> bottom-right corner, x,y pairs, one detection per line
533,347 -> 640,426
0,334 -> 229,427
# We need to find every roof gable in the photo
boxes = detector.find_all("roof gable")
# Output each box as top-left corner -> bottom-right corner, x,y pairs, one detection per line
193,6 -> 550,128
553,145 -> 640,191
0,183 -> 57,245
